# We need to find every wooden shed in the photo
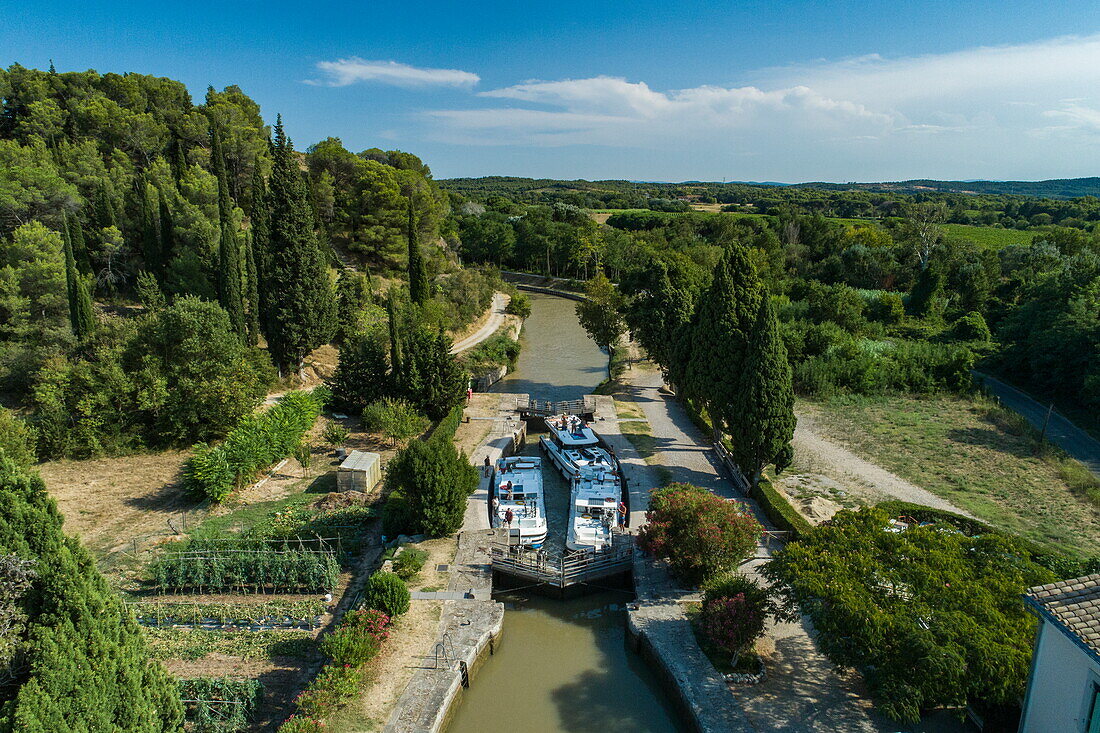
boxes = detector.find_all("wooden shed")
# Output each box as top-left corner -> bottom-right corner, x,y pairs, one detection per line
337,450 -> 381,493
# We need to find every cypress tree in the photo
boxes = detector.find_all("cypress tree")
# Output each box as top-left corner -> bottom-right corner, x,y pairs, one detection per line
250,164 -> 272,340
329,332 -> 392,411
406,199 -> 429,305
386,290 -> 402,374
261,116 -> 336,374
134,176 -> 159,274
243,230 -> 260,346
92,182 -> 117,230
68,216 -> 92,276
0,458 -> 183,730
157,189 -> 174,272
62,216 -> 95,340
683,245 -> 762,438
730,295 -> 795,484
212,127 -> 246,340
399,324 -> 466,421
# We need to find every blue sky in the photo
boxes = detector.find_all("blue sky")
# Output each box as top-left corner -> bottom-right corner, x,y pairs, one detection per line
4,0 -> 1100,182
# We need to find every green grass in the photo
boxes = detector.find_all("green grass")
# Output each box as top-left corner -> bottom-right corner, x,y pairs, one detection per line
188,473 -> 336,540
808,394 -> 1100,557
143,628 -> 317,661
942,223 -> 1036,249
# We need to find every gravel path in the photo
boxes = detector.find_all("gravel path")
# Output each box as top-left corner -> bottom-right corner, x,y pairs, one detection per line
450,293 -> 509,354
793,409 -> 971,516
617,362 -> 894,733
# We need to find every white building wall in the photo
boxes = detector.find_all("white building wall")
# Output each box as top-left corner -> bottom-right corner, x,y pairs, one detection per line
1021,620 -> 1100,732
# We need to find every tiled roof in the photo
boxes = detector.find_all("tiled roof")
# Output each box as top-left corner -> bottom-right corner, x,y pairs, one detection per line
1025,574 -> 1100,657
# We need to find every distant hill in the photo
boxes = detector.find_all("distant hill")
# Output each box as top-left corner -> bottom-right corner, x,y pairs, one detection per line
442,176 -> 1100,201
788,178 -> 1100,199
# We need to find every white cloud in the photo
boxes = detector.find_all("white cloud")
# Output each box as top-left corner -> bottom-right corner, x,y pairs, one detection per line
420,34 -> 1100,180
311,58 -> 479,88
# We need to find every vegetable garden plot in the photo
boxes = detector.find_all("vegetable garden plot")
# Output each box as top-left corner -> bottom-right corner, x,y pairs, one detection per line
151,547 -> 339,594
178,678 -> 263,733
131,599 -> 326,630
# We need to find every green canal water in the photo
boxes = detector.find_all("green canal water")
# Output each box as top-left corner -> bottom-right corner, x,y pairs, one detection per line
447,291 -> 686,733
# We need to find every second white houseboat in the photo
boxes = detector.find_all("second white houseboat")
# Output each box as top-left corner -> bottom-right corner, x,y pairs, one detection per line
567,467 -> 622,552
491,456 -> 548,548
540,414 -> 615,478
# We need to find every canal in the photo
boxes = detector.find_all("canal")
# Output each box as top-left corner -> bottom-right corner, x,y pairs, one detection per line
446,291 -> 686,733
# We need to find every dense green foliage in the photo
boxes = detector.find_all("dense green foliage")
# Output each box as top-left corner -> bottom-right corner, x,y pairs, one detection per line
151,541 -> 339,593
365,571 -> 411,617
0,457 -> 183,729
637,483 -> 762,585
749,477 -> 812,539
177,677 -> 262,733
183,390 -> 321,500
763,507 -> 1055,723
698,574 -> 778,661
384,434 -> 479,537
393,547 -> 429,580
361,397 -> 429,445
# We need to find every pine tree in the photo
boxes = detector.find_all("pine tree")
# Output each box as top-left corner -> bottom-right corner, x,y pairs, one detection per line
730,295 -> 795,483
260,116 -> 336,373
62,216 -> 95,340
0,458 -> 183,730
212,127 -> 246,340
683,245 -> 762,438
406,199 -> 429,305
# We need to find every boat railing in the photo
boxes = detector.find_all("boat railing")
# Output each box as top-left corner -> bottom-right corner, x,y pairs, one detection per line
490,538 -> 635,588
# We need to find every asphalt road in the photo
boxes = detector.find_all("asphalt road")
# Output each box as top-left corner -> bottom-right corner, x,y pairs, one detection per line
976,372 -> 1100,478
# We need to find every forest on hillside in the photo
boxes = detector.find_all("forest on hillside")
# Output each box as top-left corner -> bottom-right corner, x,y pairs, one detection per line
0,62 -> 495,463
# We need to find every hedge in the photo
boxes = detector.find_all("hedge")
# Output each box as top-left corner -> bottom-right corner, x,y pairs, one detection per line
184,391 -> 322,501
424,403 -> 464,446
874,500 -> 1095,579
751,478 -> 813,540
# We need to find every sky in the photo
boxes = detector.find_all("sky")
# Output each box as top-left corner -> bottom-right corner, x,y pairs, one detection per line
3,0 -> 1100,182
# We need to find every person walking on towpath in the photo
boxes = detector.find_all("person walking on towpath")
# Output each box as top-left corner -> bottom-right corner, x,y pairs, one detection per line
483,455 -> 491,477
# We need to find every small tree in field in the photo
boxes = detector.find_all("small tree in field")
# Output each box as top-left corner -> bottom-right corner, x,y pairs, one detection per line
638,483 -> 761,585
576,271 -> 626,373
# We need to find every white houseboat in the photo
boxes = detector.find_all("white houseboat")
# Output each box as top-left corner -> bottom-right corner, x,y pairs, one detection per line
492,456 -> 548,548
540,414 -> 615,478
566,467 -> 622,552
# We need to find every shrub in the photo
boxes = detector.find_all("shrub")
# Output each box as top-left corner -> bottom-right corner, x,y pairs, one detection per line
699,576 -> 774,663
177,677 -> 262,732
365,571 -> 410,617
505,292 -> 532,318
279,715 -> 323,733
295,663 -> 364,717
320,625 -> 381,666
463,334 -> 521,373
382,490 -> 415,537
362,398 -> 428,445
344,608 -> 391,643
393,547 -> 429,580
0,408 -> 36,468
638,483 -> 762,585
321,421 -> 349,448
385,437 -> 478,537
950,311 -> 992,342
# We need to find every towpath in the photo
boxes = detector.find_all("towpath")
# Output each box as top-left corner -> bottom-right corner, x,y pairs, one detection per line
450,293 -> 509,354
616,361 -> 894,733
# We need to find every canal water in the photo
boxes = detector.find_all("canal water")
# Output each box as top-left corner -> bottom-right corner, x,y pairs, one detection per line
447,291 -> 686,733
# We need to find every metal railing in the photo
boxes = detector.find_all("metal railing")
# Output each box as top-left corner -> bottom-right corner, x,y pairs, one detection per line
490,541 -> 634,588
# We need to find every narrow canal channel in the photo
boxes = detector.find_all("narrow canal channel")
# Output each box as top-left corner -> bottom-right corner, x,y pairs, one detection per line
447,291 -> 686,733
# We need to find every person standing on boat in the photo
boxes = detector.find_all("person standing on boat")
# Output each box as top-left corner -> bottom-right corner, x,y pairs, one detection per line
617,501 -> 628,530
504,508 -> 514,527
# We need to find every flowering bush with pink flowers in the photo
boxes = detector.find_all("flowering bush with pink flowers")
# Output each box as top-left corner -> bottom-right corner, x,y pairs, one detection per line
638,483 -> 762,585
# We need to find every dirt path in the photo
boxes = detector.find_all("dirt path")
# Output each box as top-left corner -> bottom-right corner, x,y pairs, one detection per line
792,407 -> 971,516
616,359 -> 893,732
450,292 -> 509,354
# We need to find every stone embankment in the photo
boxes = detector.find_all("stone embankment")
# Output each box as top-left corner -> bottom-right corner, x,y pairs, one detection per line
383,395 -> 526,733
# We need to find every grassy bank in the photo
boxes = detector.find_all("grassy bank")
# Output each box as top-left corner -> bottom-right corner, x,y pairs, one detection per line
805,394 -> 1100,557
